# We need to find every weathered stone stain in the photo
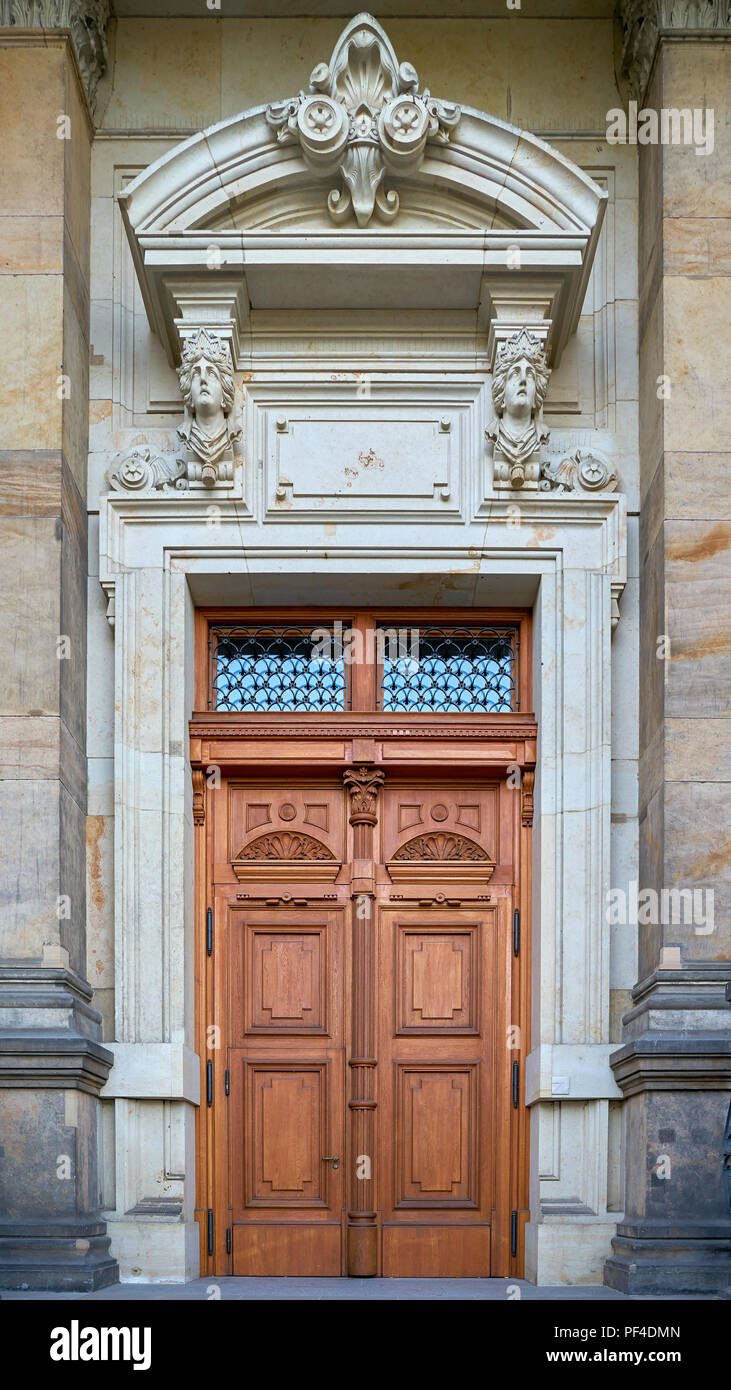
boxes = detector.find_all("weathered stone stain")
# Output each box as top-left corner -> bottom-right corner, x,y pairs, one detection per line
86,815 -> 106,915
667,523 -> 730,564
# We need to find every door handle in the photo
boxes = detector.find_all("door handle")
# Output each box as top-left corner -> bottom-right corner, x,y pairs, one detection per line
322,1154 -> 339,1171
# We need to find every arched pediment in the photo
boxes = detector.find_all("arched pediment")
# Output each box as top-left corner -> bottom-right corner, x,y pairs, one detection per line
122,102 -> 601,240
119,12 -> 606,369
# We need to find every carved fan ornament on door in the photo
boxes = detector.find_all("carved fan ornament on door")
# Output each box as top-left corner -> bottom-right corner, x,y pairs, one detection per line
387,830 -> 495,883
232,829 -> 341,882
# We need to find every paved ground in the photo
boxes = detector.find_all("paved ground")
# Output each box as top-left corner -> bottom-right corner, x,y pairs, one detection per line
1,1277 -> 716,1301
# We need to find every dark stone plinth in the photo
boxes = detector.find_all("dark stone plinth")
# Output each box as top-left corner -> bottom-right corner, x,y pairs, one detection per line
605,975 -> 731,1296
605,1230 -> 731,1295
0,969 -> 119,1291
0,1221 -> 119,1292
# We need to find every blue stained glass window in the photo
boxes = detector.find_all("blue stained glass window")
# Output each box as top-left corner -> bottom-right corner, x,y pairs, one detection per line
378,625 -> 518,713
210,626 -> 349,712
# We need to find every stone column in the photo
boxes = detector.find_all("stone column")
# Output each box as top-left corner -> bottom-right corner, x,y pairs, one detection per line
606,3 -> 731,1294
0,9 -> 116,1289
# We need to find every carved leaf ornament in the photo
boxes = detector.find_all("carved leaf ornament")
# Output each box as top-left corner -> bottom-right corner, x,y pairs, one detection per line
266,13 -> 460,227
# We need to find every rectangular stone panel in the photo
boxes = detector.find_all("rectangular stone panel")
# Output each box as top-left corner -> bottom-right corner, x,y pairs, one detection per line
256,387 -> 475,518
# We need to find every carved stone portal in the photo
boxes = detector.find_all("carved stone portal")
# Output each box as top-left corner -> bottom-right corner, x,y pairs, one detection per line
487,329 -> 551,491
266,12 -> 460,228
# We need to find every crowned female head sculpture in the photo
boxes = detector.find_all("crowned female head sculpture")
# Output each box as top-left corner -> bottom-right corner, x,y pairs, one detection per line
176,329 -> 239,487
487,329 -> 551,491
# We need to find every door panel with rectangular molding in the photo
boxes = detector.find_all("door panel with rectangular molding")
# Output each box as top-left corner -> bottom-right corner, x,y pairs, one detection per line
202,760 -> 526,1277
377,899 -> 511,1276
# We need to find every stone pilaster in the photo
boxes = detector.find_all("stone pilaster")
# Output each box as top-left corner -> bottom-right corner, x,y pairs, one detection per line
606,7 -> 731,1294
0,19 -> 116,1289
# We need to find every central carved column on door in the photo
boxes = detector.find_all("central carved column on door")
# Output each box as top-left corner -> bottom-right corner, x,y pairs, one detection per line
343,764 -> 385,1276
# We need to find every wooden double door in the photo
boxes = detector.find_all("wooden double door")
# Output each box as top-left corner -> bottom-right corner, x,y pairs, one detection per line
198,755 -> 530,1278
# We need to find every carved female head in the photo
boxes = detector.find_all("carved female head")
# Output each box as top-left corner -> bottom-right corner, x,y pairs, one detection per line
491,328 -> 550,420
177,329 -> 235,419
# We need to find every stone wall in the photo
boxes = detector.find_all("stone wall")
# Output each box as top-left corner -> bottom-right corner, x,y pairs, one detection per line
0,32 -> 116,1290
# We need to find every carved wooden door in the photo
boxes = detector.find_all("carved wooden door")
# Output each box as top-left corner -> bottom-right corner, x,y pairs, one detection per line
210,781 -> 349,1275
204,765 -> 523,1277
375,780 -> 514,1276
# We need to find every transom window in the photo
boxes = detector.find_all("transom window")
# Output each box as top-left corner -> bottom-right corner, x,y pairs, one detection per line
378,625 -> 517,713
208,618 -> 520,713
211,625 -> 351,711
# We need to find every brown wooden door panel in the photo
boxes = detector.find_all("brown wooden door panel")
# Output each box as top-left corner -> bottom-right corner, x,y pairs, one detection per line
226,902 -> 346,1273
201,765 -> 526,1278
228,906 -> 344,1043
382,1226 -> 492,1277
377,900 -> 511,1275
232,1224 -> 342,1277
394,1063 -> 480,1206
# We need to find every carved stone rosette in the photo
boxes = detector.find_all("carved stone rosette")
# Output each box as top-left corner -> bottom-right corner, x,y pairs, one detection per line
540,448 -> 618,494
266,12 -> 460,228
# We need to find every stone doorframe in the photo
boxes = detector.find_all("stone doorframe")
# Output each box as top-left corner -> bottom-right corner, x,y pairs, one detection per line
98,493 -> 626,1282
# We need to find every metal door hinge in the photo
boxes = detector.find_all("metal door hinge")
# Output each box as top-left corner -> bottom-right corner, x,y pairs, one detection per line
512,1059 -> 519,1108
510,1210 -> 518,1258
206,1059 -> 213,1107
207,1208 -> 214,1256
206,907 -> 213,957
513,907 -> 520,956
225,1068 -> 230,1097
226,1227 -> 231,1255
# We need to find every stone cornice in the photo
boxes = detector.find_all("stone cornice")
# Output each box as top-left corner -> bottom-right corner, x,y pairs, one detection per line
0,0 -> 110,106
610,1036 -> 731,1095
620,1 -> 731,101
0,1037 -> 115,1094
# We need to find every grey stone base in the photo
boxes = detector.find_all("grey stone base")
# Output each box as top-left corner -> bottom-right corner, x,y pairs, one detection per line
0,1221 -> 119,1292
605,1232 -> 731,1295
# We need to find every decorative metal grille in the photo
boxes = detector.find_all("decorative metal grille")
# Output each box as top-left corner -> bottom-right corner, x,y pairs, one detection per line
210,625 -> 350,711
378,625 -> 518,713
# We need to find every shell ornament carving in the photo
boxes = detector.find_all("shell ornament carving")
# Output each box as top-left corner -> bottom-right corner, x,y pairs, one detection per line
237,831 -> 336,861
266,13 -> 460,227
392,832 -> 491,862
